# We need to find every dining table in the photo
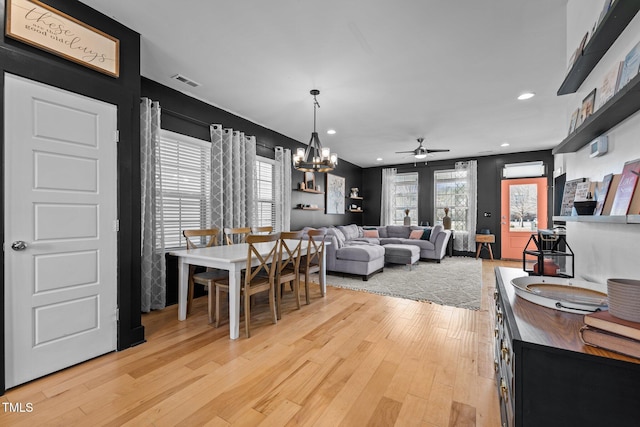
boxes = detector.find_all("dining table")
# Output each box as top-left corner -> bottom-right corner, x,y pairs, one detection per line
169,239 -> 327,339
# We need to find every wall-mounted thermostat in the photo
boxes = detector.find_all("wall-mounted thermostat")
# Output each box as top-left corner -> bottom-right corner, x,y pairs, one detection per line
589,135 -> 608,158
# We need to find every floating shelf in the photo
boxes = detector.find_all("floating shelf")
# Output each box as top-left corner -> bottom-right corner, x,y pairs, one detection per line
295,207 -> 322,211
552,215 -> 636,224
349,196 -> 363,200
557,0 -> 640,95
553,72 -> 640,154
348,209 -> 363,213
295,189 -> 324,194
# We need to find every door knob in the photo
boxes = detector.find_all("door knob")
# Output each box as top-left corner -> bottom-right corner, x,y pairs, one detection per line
11,241 -> 27,251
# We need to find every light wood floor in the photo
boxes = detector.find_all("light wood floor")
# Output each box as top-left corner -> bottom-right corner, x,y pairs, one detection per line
2,259 -> 518,426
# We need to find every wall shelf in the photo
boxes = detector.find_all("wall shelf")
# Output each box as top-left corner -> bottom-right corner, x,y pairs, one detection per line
552,215 -> 635,224
553,72 -> 640,154
295,207 -> 322,211
557,0 -> 640,95
348,209 -> 363,213
295,188 -> 324,194
349,196 -> 363,200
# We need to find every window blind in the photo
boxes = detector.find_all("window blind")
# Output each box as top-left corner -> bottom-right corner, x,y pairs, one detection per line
157,130 -> 212,249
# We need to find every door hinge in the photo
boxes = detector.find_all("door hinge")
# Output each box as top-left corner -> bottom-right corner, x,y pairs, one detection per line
115,308 -> 120,321
114,130 -> 120,143
113,219 -> 120,232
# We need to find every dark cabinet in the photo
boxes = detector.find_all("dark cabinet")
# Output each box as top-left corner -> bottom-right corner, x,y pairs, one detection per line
494,267 -> 640,427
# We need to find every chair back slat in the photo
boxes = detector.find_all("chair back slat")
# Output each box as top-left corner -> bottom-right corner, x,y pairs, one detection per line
278,230 -> 304,275
224,227 -> 251,245
306,229 -> 327,266
252,226 -> 274,235
183,228 -> 220,249
245,233 -> 280,284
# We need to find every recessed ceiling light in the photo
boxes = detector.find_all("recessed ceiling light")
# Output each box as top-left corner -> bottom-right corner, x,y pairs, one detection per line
501,142 -> 510,147
376,157 -> 383,161
327,129 -> 336,135
517,92 -> 535,100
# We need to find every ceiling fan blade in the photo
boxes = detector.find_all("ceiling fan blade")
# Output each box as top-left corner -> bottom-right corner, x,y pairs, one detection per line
395,150 -> 416,154
425,149 -> 450,153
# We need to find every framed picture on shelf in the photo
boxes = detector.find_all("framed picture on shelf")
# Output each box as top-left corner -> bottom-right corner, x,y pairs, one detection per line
568,108 -> 580,134
609,159 -> 640,215
304,172 -> 315,191
580,88 -> 597,122
325,173 -> 345,214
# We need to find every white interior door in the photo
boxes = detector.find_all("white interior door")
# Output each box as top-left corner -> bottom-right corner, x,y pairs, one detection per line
4,74 -> 118,388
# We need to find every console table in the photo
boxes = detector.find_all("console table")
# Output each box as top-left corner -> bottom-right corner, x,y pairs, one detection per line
494,267 -> 640,427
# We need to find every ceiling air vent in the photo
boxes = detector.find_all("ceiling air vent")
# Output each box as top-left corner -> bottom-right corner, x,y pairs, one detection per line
171,74 -> 201,88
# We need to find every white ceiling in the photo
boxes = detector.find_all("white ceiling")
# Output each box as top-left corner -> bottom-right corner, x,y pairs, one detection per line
81,0 -> 570,168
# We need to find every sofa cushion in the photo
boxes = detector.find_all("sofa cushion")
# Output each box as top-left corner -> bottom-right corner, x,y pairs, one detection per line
386,225 -> 411,238
336,244 -> 385,262
326,227 -> 345,248
363,229 -> 379,238
379,237 -> 404,245
409,230 -> 423,239
337,224 -> 360,241
377,226 -> 388,238
430,224 -> 444,243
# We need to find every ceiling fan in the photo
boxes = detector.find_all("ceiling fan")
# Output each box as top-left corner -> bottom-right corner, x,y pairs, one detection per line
395,138 -> 450,159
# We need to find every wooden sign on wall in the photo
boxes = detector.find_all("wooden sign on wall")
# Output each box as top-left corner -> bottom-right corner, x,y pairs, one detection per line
5,0 -> 120,77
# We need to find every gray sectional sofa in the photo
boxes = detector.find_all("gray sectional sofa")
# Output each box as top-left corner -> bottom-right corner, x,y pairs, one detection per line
303,224 -> 451,280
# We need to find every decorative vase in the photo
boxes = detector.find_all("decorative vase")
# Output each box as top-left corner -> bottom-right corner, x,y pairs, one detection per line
404,209 -> 411,225
443,207 -> 451,230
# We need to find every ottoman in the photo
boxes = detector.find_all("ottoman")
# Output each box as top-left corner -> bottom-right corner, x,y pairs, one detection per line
384,244 -> 420,269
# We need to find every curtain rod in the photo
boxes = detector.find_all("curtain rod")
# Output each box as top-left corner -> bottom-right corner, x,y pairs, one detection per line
162,107 -> 274,152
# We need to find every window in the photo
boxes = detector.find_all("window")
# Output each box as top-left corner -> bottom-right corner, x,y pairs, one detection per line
393,172 -> 419,225
157,130 -> 212,249
255,157 -> 275,228
434,169 -> 468,231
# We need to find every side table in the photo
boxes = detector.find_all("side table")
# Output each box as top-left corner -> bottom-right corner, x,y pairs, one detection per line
475,234 -> 495,260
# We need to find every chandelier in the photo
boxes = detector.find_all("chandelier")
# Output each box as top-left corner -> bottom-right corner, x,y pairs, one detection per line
292,89 -> 338,172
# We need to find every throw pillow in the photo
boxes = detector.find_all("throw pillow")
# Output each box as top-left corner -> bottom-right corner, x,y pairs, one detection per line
421,229 -> 432,240
363,229 -> 379,238
409,230 -> 423,239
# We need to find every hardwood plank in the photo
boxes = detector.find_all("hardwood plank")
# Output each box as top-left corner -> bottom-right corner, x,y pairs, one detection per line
1,260 -> 508,427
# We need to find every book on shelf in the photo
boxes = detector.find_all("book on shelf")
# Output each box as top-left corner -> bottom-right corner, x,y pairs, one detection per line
568,108 -> 580,134
593,173 -> 613,215
609,158 -> 640,215
573,179 -> 591,202
560,177 -> 586,216
596,61 -> 623,109
617,40 -> 640,92
580,325 -> 640,359
584,310 -> 640,341
579,88 -> 597,122
602,174 -> 622,215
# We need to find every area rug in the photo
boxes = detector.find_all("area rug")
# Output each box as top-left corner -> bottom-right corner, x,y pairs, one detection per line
313,257 -> 483,310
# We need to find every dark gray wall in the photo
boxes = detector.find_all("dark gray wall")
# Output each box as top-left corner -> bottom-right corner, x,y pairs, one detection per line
1,0 -> 143,394
363,150 -> 554,258
141,78 -> 364,233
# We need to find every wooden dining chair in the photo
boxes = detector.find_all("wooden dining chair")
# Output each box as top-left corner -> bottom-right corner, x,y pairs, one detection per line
224,226 -> 251,245
298,228 -> 327,304
183,229 -> 227,322
251,225 -> 273,235
275,230 -> 304,319
214,232 -> 280,337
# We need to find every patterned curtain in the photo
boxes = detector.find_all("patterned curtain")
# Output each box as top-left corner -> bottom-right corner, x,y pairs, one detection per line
210,124 -> 257,243
380,168 -> 397,225
140,98 -> 166,311
274,147 -> 292,232
453,160 -> 478,252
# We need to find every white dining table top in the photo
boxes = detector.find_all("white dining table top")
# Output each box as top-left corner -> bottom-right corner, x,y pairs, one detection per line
169,240 -> 308,264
